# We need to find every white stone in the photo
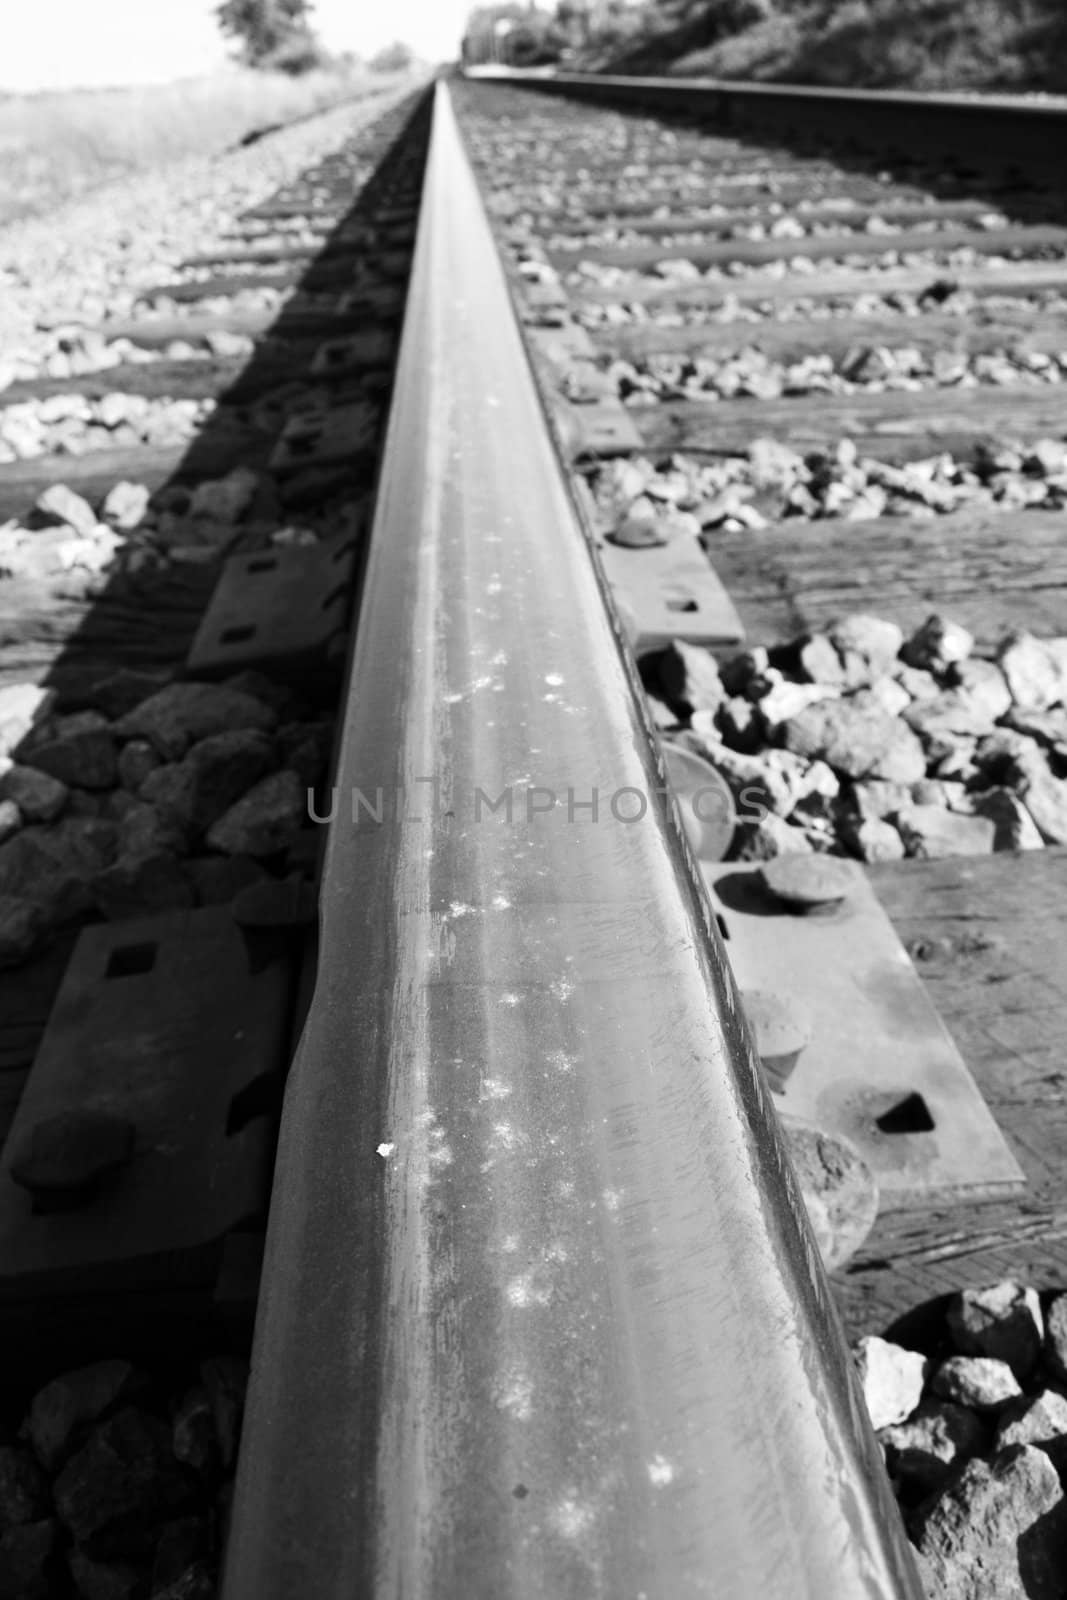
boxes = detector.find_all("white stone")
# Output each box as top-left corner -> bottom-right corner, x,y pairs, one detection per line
998,632 -> 1062,712
853,1336 -> 929,1430
931,1355 -> 1022,1413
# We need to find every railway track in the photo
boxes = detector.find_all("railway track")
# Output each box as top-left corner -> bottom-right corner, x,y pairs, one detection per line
2,61 -> 1067,1600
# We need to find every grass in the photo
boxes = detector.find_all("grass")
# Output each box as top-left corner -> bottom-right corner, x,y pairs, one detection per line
0,67 -> 407,226
598,0 -> 1067,92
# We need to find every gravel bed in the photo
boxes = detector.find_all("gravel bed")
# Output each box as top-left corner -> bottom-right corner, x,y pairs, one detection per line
0,87 -> 410,381
856,1281 -> 1067,1598
640,603 -> 1067,865
566,246 -> 1067,291
573,288 -> 1067,329
584,344 -> 1067,404
0,463 -> 349,968
0,1354 -> 247,1598
590,440 -> 1067,530
0,396 -> 216,462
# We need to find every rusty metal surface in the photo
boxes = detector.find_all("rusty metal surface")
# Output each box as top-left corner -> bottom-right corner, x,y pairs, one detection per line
706,860 -> 1026,1206
0,908 -> 288,1295
222,83 -> 922,1600
187,529 -> 359,680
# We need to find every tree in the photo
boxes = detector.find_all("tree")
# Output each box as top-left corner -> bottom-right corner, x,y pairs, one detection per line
368,41 -> 416,72
216,0 -> 323,71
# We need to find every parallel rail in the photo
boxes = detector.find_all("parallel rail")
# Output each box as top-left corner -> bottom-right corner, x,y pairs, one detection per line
464,66 -> 1067,182
222,81 -> 921,1600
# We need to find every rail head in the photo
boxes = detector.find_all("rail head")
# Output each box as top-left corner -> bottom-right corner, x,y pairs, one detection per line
222,80 -> 923,1600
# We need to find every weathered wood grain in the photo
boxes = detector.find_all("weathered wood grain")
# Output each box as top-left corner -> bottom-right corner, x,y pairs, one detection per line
537,198 -> 1007,240
631,384 -> 1067,461
575,258 -> 1067,308
549,224 -> 1067,275
836,851 -> 1067,1337
707,507 -> 1067,651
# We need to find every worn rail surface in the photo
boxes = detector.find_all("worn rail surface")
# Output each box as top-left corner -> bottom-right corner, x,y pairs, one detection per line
222,80 -> 921,1600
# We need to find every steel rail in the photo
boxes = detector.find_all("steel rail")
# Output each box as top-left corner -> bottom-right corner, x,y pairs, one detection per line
221,81 -> 922,1600
463,66 -> 1067,181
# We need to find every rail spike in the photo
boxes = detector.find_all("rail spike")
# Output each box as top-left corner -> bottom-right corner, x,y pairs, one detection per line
221,81 -> 923,1600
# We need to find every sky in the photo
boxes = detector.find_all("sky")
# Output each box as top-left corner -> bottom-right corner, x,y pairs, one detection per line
0,0 -> 501,92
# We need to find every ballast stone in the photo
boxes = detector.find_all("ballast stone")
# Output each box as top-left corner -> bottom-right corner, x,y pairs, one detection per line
995,1391 -> 1067,1471
101,481 -> 151,530
931,1356 -> 1023,1413
25,727 -> 117,792
902,614 -> 974,674
34,484 -> 98,539
895,804 -> 996,859
0,763 -> 68,823
828,614 -> 903,684
781,700 -> 926,783
946,1282 -> 1044,1380
917,1445 -> 1067,1600
997,632 -> 1063,713
0,1444 -> 48,1530
205,770 -> 305,858
27,1361 -> 137,1473
853,1336 -> 929,1431
842,814 -> 906,862
879,1400 -> 986,1492
116,684 -> 276,760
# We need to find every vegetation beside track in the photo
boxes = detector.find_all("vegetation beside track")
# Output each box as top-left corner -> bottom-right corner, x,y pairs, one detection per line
466,0 -> 1067,94
610,0 -> 1067,93
0,68 -> 412,226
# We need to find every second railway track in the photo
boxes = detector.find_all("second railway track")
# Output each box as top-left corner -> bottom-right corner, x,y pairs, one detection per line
2,60 -> 1067,1600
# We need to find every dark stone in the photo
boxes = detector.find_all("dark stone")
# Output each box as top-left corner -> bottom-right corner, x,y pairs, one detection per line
0,897 -> 46,969
275,721 -> 333,787
92,853 -> 195,921
205,771 -> 305,858
26,729 -> 117,791
150,1561 -> 215,1600
151,1517 -> 213,1590
27,1361 -> 136,1472
0,1518 -> 59,1599
117,685 -> 276,761
223,670 -> 307,722
0,1447 -> 48,1531
116,742 -> 162,795
53,1408 -> 192,1556
118,804 -> 187,859
0,818 -> 118,923
9,1111 -> 134,1205
141,732 -> 275,837
171,1390 -> 217,1476
68,1548 -> 145,1600
0,765 -> 67,824
87,672 -> 173,721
